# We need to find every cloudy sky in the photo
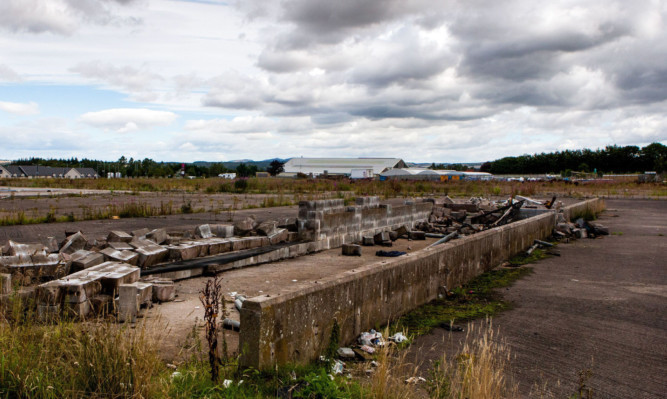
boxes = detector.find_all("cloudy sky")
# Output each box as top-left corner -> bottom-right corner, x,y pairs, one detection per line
0,0 -> 665,163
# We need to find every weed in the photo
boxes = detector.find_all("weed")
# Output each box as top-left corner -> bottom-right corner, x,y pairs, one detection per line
611,231 -> 623,236
395,268 -> 533,336
427,320 -> 518,399
508,248 -> 550,266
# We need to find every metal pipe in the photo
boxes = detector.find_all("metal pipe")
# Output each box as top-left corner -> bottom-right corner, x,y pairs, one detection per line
140,241 -> 296,276
222,318 -> 240,331
428,231 -> 458,248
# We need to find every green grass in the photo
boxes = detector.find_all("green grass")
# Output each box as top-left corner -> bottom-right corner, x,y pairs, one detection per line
394,267 -> 534,336
508,248 -> 551,266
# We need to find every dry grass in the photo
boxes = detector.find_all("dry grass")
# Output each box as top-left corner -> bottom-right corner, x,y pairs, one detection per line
427,320 -> 518,399
0,298 -> 169,398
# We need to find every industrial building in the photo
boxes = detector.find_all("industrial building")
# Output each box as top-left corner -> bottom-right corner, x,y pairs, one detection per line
281,158 -> 406,178
380,168 -> 474,181
0,165 -> 99,179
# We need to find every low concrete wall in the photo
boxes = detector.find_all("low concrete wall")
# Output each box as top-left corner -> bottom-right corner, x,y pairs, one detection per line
562,198 -> 606,221
239,208 -> 561,369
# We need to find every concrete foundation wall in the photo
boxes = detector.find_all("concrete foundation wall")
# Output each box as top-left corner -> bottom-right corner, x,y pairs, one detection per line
562,198 -> 606,221
239,200 -> 587,369
297,198 -> 433,245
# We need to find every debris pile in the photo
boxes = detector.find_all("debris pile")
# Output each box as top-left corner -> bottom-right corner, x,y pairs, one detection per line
0,221 -> 296,286
417,196 -> 533,236
553,216 -> 610,240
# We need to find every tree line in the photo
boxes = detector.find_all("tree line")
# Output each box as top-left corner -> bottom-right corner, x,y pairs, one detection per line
479,143 -> 666,175
10,157 -> 285,178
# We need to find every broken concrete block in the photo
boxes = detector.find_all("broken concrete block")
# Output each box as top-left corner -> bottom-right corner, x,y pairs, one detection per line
116,284 -> 139,323
59,232 -> 88,255
108,230 -> 133,243
556,223 -> 572,235
268,229 -> 289,244
234,217 -> 256,236
277,218 -> 298,232
168,243 -> 200,261
381,240 -> 393,247
388,231 -> 399,241
131,228 -> 150,238
589,222 -> 610,235
146,228 -> 168,244
408,231 -> 426,240
37,304 -> 60,322
195,224 -> 213,239
256,221 -> 277,236
0,273 -> 10,295
108,241 -> 133,251
100,247 -> 139,266
71,251 -> 105,273
394,225 -> 409,238
151,280 -> 175,302
129,239 -> 168,267
6,240 -> 47,257
43,237 -> 60,253
211,224 -> 234,238
362,236 -> 374,246
572,228 -> 587,239
342,244 -> 362,256
374,231 -> 390,245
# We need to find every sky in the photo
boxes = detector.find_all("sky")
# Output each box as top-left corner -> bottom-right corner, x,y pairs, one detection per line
0,0 -> 666,163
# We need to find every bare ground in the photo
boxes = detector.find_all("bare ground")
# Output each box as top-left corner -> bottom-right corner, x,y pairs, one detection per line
405,199 -> 667,398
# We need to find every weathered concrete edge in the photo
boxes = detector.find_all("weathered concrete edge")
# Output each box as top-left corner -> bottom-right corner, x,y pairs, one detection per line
562,198 -> 606,221
238,199 -> 604,369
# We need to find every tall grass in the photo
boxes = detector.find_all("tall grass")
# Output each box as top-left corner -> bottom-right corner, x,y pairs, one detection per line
428,320 -> 518,399
0,308 -> 167,398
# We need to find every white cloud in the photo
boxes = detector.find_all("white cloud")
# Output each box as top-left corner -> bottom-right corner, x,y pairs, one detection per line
0,64 -> 22,82
79,108 -> 177,132
0,101 -> 39,115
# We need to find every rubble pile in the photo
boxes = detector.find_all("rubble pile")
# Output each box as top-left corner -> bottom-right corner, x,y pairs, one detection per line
416,196 -> 542,236
553,216 -> 610,240
0,220 -> 297,286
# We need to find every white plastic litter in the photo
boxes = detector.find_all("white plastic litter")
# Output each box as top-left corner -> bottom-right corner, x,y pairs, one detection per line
389,332 -> 409,343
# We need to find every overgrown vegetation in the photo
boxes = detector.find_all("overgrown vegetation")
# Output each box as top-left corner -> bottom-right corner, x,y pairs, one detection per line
427,321 -> 518,399
395,267 -> 534,336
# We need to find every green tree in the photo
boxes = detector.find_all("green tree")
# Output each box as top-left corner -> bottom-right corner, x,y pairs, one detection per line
267,160 -> 285,176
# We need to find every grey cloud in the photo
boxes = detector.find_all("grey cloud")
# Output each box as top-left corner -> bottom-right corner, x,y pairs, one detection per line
0,0 -> 142,35
70,61 -> 163,93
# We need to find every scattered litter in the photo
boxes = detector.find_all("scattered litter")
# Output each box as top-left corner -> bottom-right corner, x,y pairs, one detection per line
337,347 -> 356,359
171,371 -> 182,379
405,376 -> 426,385
360,345 -> 375,354
222,380 -> 233,388
389,332 -> 409,343
292,279 -> 298,282
358,330 -> 384,346
166,363 -> 177,370
375,250 -> 407,257
331,359 -> 344,374
370,361 -> 379,368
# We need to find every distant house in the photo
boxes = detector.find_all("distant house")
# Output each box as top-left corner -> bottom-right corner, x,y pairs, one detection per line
218,173 -> 237,179
283,158 -> 406,178
0,165 -> 99,179
0,165 -> 11,178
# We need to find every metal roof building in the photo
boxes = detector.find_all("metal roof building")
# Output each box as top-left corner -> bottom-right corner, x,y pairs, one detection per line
283,158 -> 406,177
